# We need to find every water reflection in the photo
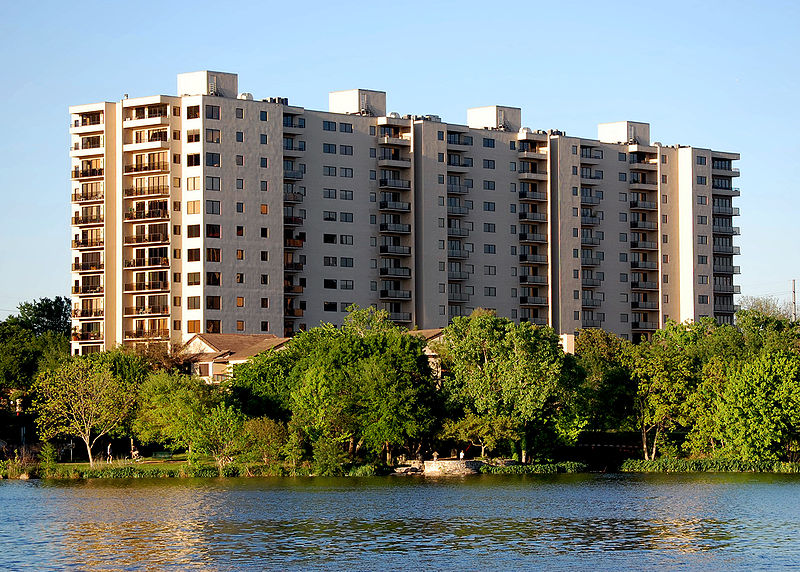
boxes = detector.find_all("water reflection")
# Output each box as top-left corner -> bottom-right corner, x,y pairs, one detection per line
2,474 -> 799,570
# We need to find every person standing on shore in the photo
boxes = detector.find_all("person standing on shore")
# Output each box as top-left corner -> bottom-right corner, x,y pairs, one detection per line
106,443 -> 112,464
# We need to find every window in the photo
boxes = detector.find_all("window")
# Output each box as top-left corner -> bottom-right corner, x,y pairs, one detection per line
260,157 -> 268,168
259,227 -> 268,238
662,234 -> 668,243
323,211 -> 337,221
187,200 -> 201,215
483,223 -> 496,233
341,280 -> 353,290
236,249 -> 244,260
235,273 -> 244,284
236,202 -> 244,213
206,272 -> 221,286
483,137 -> 495,148
205,105 -> 220,120
236,131 -> 244,143
340,257 -> 353,267
698,275 -> 709,284
483,201 -> 495,211
260,251 -> 269,261
340,145 -> 353,155
187,248 -> 200,262
260,321 -> 269,332
484,265 -> 496,275
697,215 -> 708,224
238,226 -> 245,237
260,181 -> 268,192
340,122 -> 353,133
260,110 -> 268,121
235,155 -> 244,166
323,120 -> 337,131
187,224 -> 200,238
340,190 -> 353,200
206,176 -> 220,190
206,224 -> 221,238
260,298 -> 269,308
618,152 -> 626,161
235,107 -> 243,119
340,234 -> 353,245
340,167 -> 353,178
483,159 -> 495,169
205,153 -> 220,167
260,274 -> 269,285
187,273 -> 201,286
323,166 -> 337,176
187,320 -> 200,333
186,105 -> 200,119
698,235 -> 708,245
206,200 -> 220,215
619,173 -> 627,182
697,176 -> 707,185
437,131 -> 444,141
323,143 -> 336,154
697,156 -> 707,165
484,244 -> 496,254
187,176 -> 200,190
324,188 -> 337,199
483,180 -> 495,190
259,204 -> 268,215
340,212 -> 353,222
206,296 -> 221,310
698,255 -> 708,264
324,279 -> 338,289
697,195 -> 708,205
205,129 -> 220,143
324,256 -> 337,266
236,179 -> 244,190
187,296 -> 201,309
484,287 -> 497,296
324,301 -> 337,312
187,153 -> 200,167
699,295 -> 709,304
206,320 -> 221,333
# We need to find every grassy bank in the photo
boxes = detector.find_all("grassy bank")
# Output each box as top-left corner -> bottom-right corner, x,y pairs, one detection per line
620,458 -> 800,473
479,462 -> 588,475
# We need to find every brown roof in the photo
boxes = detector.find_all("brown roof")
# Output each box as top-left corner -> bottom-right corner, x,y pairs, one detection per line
187,333 -> 289,363
406,328 -> 444,341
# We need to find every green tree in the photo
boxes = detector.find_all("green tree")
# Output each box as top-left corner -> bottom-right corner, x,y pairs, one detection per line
243,417 -> 289,465
193,404 -> 247,475
33,359 -> 135,467
0,321 -> 40,391
441,412 -> 518,457
16,296 -> 71,336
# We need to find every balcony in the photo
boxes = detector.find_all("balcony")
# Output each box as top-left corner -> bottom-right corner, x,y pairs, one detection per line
582,298 -> 601,308
713,264 -> 741,274
282,143 -> 305,156
712,225 -> 740,235
446,160 -> 470,173
123,257 -> 169,268
629,180 -> 658,191
518,150 -> 547,160
123,306 -> 169,316
447,184 -> 469,195
70,115 -> 103,131
630,240 -> 658,250
581,236 -> 600,246
379,136 -> 411,147
580,173 -> 603,184
712,205 -> 739,216
72,308 -> 104,318
124,329 -> 170,340
714,304 -> 739,313
581,319 -> 602,328
72,238 -> 104,249
72,262 -> 104,272
123,185 -> 169,198
284,169 -> 304,180
282,120 -> 305,132
72,285 -> 103,295
380,223 -> 411,234
379,267 -> 411,278
380,244 -> 411,256
283,192 -> 305,203
284,308 -> 304,318
581,257 -> 601,266
631,301 -> 658,310
123,162 -> 168,174
70,140 -> 104,157
448,292 -> 470,302
631,321 -> 659,330
71,168 -> 104,179
284,216 -> 304,226
630,200 -> 657,210
520,296 -> 548,306
713,283 -> 741,294
446,136 -> 473,148
519,275 -> 547,284
380,289 -> 412,300
448,270 -> 469,280
447,249 -> 469,259
123,233 -> 168,245
518,170 -> 547,182
519,253 -> 547,263
378,156 -> 412,169
582,277 -> 601,287
447,204 -> 469,216
284,238 -> 305,249
630,220 -> 657,230
447,227 -> 469,237
713,244 -> 740,255
581,216 -> 599,226
124,209 -> 168,221
379,201 -> 411,212
72,214 -> 104,225
284,262 -> 304,272
629,160 -> 658,171
630,260 -> 658,270
388,312 -> 412,322
579,151 -> 603,164
284,284 -> 304,294
123,281 -> 169,292
580,195 -> 600,205
72,190 -> 104,203
519,190 -> 547,201
74,331 -> 103,341
519,233 -> 547,243
631,281 -> 658,290
519,212 -> 547,222
379,178 -> 411,190
711,166 -> 740,177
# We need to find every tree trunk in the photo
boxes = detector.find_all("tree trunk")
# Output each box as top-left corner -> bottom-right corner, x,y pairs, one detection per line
641,424 -> 650,461
385,441 -> 392,466
481,444 -> 486,458
348,435 -> 356,456
651,426 -> 660,460
84,437 -> 94,468
521,433 -> 528,465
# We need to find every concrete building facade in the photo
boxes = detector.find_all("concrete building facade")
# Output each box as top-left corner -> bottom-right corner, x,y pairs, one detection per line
69,71 -> 740,354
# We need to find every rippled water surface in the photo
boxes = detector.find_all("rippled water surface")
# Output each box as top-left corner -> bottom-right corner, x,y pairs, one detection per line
2,473 -> 799,570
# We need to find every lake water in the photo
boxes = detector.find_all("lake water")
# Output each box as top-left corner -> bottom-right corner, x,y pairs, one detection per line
1,473 -> 798,570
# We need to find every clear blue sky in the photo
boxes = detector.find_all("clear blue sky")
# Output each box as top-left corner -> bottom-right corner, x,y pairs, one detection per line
1,0 -> 797,319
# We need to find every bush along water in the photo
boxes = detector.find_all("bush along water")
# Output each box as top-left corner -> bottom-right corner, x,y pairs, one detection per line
479,462 -> 588,475
620,458 -> 800,473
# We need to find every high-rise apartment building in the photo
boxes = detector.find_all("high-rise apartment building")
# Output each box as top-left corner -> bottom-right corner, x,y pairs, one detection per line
69,71 -> 740,354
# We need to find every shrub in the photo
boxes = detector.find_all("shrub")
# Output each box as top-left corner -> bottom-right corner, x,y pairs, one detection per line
619,458 -> 800,473
479,462 -> 588,474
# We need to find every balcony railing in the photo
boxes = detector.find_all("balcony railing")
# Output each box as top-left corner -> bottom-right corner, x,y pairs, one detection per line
71,168 -> 104,179
518,190 -> 547,201
380,289 -> 412,300
284,216 -> 304,226
714,304 -> 739,313
632,321 -> 659,330
72,214 -> 104,225
124,329 -> 170,339
713,264 -> 741,274
123,162 -> 168,174
388,312 -> 412,322
519,233 -> 547,243
122,185 -> 170,198
630,220 -> 657,230
713,284 -> 741,294
582,278 -> 601,287
582,298 -> 601,307
581,216 -> 599,225
581,319 -> 602,328
447,227 -> 469,237
379,178 -> 411,189
72,190 -> 104,202
283,192 -> 304,203
447,205 -> 468,216
124,306 -> 169,316
580,195 -> 600,205
712,225 -> 740,235
379,267 -> 411,278
630,241 -> 658,250
447,249 -> 469,259
631,260 -> 658,269
284,238 -> 305,249
284,169 -> 304,180
380,245 -> 411,256
379,201 -> 411,212
448,270 -> 469,280
72,238 -> 104,248
123,281 -> 169,292
284,284 -> 304,294
630,200 -> 657,210
447,184 -> 469,194
72,262 -> 104,272
72,285 -> 103,295
581,257 -> 601,266
631,301 -> 658,310
123,233 -> 168,244
123,257 -> 169,268
72,308 -> 104,318
520,296 -> 548,305
284,262 -> 304,272
124,209 -> 168,221
581,236 -> 600,246
712,205 -> 740,216
519,275 -> 547,284
74,331 -> 103,341
72,116 -> 102,127
519,212 -> 547,222
380,223 -> 411,234
519,253 -> 547,263
631,281 -> 658,290
448,292 -> 470,302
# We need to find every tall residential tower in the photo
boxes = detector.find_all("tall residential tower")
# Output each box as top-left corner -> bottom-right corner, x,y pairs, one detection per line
69,71 -> 740,354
